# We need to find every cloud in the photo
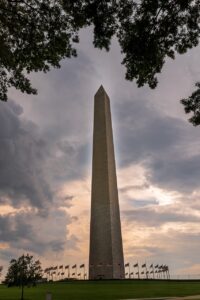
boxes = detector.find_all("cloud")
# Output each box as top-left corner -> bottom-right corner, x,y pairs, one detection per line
130,199 -> 159,207
119,182 -> 150,193
122,217 -> 200,272
50,139 -> 90,183
114,96 -> 200,193
0,100 -> 79,263
0,100 -> 52,209
0,208 -> 77,256
123,205 -> 200,227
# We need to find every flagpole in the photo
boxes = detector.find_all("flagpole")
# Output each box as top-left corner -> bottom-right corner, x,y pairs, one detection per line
138,263 -> 140,279
145,263 -> 148,279
167,266 -> 170,280
155,265 -> 158,279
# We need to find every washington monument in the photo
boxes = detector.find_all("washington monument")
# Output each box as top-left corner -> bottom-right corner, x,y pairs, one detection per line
89,86 -> 125,280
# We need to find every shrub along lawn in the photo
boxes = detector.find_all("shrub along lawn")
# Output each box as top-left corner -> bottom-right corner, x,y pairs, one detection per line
0,280 -> 200,300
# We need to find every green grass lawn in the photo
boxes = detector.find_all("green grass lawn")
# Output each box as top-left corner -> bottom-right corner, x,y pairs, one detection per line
0,280 -> 200,300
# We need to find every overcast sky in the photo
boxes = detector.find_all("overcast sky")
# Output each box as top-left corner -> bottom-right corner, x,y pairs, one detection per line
1,27 -> 200,279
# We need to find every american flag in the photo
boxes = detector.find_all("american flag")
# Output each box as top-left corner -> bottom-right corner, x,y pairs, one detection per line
125,263 -> 129,267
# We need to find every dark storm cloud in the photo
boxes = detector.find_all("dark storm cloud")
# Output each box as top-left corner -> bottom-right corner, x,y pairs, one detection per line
119,183 -> 150,193
0,76 -> 87,258
115,98 -> 183,165
52,139 -> 91,182
15,51 -> 97,185
123,205 -> 200,227
114,97 -> 200,193
0,209 -> 76,255
0,213 -> 32,242
25,51 -> 97,142
0,249 -> 18,263
149,155 -> 200,192
0,100 -> 53,209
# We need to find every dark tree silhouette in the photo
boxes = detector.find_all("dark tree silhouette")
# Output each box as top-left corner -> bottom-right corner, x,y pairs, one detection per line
181,83 -> 200,126
5,254 -> 43,288
0,0 -> 78,101
0,265 -> 3,277
0,1 -> 200,123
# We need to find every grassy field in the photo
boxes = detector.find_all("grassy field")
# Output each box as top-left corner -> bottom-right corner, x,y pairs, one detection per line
0,280 -> 200,300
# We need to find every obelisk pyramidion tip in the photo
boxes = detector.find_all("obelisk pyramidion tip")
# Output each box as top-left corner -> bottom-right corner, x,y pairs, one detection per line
95,85 -> 108,98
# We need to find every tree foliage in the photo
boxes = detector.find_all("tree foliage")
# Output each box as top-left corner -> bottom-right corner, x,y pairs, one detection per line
5,254 -> 43,287
0,0 -> 200,123
181,83 -> 200,126
0,0 -> 78,101
0,265 -> 3,277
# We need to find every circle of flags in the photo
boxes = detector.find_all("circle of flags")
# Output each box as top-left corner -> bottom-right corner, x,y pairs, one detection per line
43,262 -> 170,281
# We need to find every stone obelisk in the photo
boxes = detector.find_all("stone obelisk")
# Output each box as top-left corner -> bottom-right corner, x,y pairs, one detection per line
89,86 -> 125,280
